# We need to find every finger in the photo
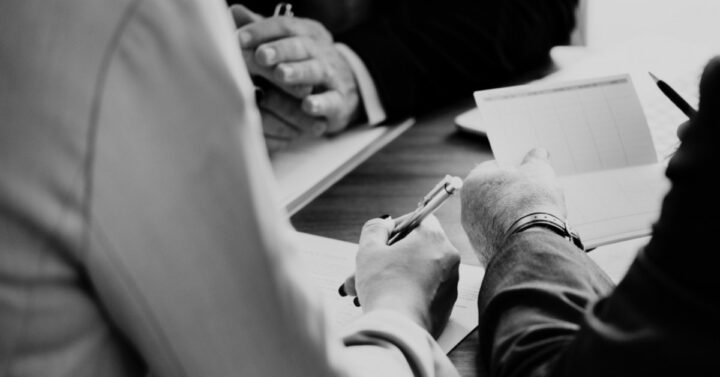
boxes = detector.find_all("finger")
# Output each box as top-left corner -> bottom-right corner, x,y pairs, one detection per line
520,147 -> 556,178
238,17 -> 329,50
264,134 -> 292,153
261,111 -> 301,139
302,91 -> 345,132
255,37 -> 317,66
521,147 -> 550,164
274,60 -> 326,86
677,120 -> 691,140
698,56 -> 720,115
342,274 -> 357,297
359,217 -> 395,250
230,4 -> 263,28
261,89 -> 328,136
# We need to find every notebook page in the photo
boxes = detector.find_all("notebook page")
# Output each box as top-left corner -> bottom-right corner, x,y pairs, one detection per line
561,163 -> 669,249
293,232 -> 484,353
271,119 -> 414,215
475,75 -> 658,176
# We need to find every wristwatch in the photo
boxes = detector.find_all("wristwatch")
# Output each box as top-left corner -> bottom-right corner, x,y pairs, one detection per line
504,212 -> 584,251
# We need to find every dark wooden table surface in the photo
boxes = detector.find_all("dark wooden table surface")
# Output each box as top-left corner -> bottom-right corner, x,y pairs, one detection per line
291,98 -> 496,377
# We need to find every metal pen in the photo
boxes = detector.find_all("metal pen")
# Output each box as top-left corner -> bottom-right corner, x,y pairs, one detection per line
387,175 -> 463,245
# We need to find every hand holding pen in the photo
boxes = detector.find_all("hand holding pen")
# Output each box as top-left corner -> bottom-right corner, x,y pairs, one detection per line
338,176 -> 463,307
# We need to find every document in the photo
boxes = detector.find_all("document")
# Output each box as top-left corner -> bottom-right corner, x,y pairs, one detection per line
474,75 -> 670,249
547,36 -> 714,160
271,119 -> 414,215
293,232 -> 484,353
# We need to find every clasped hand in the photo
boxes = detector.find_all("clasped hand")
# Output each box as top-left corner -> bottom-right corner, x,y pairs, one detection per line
231,5 -> 361,152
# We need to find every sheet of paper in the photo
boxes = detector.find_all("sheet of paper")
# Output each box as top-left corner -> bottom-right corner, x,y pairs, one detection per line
293,232 -> 484,353
560,164 -> 668,249
475,74 -> 657,176
271,119 -> 414,215
547,36 -> 714,159
474,73 -> 671,248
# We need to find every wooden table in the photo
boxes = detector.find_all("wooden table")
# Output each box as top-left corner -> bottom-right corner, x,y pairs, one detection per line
291,98 -> 495,377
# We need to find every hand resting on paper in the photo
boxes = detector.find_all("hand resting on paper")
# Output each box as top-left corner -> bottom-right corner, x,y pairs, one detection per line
461,148 -> 567,265
232,4 -> 362,152
345,215 -> 460,338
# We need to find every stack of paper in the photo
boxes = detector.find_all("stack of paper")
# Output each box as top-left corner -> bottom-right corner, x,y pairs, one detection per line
293,232 -> 484,353
271,119 -> 414,215
474,75 -> 670,249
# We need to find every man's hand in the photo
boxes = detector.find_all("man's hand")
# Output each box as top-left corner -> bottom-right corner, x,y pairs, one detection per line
461,148 -> 566,265
257,85 -> 328,153
232,5 -> 361,134
351,215 -> 460,337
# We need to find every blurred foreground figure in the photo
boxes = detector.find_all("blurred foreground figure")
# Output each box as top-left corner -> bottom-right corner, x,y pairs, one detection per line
0,1 -> 461,376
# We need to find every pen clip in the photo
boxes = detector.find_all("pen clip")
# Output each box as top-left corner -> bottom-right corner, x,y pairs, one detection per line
419,175 -> 451,208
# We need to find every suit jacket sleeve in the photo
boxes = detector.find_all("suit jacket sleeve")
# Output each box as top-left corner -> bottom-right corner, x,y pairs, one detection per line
335,0 -> 579,122
476,59 -> 720,377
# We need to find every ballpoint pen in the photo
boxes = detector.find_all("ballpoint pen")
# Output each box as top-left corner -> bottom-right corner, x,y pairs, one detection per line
387,175 -> 464,245
648,71 -> 697,118
337,175 -> 463,305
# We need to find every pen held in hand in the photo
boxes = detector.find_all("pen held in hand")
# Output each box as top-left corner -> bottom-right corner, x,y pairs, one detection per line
337,175 -> 463,303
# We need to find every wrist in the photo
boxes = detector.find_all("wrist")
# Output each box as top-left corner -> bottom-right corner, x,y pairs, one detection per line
362,291 -> 431,332
503,212 -> 584,250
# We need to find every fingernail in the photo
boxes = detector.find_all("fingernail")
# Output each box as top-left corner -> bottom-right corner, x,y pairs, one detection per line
238,31 -> 252,46
307,99 -> 320,114
379,214 -> 390,219
353,297 -> 361,307
537,148 -> 550,159
278,64 -> 294,81
338,284 -> 347,297
259,47 -> 276,64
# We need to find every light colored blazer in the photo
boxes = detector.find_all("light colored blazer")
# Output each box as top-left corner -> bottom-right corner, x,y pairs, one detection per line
0,0 -> 457,376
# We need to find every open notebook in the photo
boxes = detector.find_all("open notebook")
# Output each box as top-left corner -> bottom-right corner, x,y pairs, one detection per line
293,232 -> 484,353
474,75 -> 670,249
271,119 -> 414,215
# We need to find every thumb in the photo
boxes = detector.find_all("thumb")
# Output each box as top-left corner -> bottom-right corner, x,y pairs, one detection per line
359,216 -> 394,249
521,147 -> 550,164
520,147 -> 556,179
698,56 -> 720,118
230,4 -> 263,28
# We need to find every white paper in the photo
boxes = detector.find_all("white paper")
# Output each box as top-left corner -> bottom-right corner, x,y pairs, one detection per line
474,73 -> 672,248
560,164 -> 669,248
293,232 -> 484,353
271,119 -> 414,215
475,75 -> 658,175
547,36 -> 714,160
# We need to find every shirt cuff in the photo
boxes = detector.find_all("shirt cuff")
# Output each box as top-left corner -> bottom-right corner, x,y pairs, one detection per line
335,43 -> 387,126
340,310 -> 459,377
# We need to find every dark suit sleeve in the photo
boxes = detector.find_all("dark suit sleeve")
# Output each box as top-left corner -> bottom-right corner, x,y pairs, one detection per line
477,58 -> 720,377
336,0 -> 578,122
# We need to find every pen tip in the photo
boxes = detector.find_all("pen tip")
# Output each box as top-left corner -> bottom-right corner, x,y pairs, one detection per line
648,71 -> 659,82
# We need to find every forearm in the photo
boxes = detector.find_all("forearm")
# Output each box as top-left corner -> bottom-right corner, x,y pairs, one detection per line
336,0 -> 578,121
478,230 -> 613,377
